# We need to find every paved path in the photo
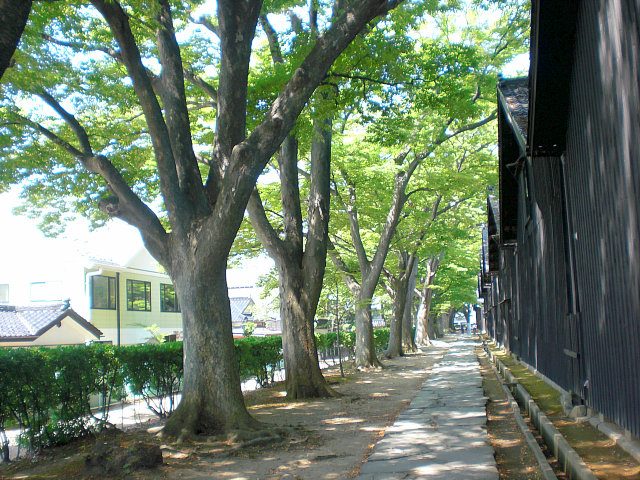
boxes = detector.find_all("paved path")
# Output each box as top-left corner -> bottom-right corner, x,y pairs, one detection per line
355,336 -> 498,479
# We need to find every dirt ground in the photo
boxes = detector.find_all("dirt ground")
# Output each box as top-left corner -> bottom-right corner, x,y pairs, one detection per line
0,347 -> 451,480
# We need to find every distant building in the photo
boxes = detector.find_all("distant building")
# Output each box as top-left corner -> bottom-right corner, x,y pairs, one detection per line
0,246 -> 265,345
0,302 -> 102,347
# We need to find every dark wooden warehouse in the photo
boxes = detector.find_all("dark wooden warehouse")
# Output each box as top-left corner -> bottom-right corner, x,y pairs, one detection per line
482,0 -> 640,439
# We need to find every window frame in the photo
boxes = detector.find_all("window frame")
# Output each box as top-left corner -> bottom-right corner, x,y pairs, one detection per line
160,283 -> 180,313
30,281 -> 63,302
0,284 -> 8,303
90,275 -> 117,310
126,279 -> 152,312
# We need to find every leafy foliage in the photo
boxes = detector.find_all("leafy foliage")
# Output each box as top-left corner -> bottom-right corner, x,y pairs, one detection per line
235,336 -> 282,387
118,342 -> 182,417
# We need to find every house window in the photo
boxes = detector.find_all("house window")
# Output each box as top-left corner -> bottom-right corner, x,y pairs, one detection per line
127,279 -> 151,311
91,275 -> 117,310
0,284 -> 8,303
160,283 -> 180,312
30,281 -> 63,302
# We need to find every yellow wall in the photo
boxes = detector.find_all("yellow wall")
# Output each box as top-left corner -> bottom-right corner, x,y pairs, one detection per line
89,268 -> 182,345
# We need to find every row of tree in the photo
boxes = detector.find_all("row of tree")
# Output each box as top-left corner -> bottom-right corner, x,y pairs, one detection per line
0,0 -> 528,438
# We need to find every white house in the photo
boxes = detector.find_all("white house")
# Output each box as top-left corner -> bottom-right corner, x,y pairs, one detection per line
83,249 -> 184,345
0,244 -> 274,345
0,246 -> 182,345
0,191 -> 275,345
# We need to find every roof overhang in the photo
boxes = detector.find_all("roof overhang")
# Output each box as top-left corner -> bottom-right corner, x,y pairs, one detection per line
0,308 -> 103,342
528,0 -> 579,156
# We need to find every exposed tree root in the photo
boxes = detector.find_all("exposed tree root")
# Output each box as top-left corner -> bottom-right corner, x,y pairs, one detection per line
285,382 -> 341,400
355,359 -> 384,372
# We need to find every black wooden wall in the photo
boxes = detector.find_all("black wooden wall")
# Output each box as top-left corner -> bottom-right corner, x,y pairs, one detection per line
562,0 -> 640,438
486,0 -> 640,439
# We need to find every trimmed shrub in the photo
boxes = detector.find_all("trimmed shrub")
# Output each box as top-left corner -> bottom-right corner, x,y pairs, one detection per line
373,328 -> 390,351
0,347 -> 56,450
117,342 -> 182,418
235,336 -> 282,387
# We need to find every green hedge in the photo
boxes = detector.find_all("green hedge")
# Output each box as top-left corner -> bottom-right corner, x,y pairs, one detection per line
0,328 -> 390,453
118,342 -> 182,418
0,344 -> 124,451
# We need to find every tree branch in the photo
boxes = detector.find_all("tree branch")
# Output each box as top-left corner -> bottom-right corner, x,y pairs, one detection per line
327,239 -> 361,295
183,68 -> 218,106
13,112 -> 168,262
91,0 -> 186,227
36,90 -> 93,156
247,188 -> 287,263
328,72 -> 406,87
259,14 -> 283,64
155,0 -> 209,216
191,15 -> 219,38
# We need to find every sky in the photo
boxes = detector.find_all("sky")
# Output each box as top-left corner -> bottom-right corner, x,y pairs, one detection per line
0,187 -> 273,289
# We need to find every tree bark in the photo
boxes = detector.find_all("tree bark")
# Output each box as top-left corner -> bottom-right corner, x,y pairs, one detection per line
278,260 -> 335,398
248,116 -> 335,399
354,291 -> 381,368
0,0 -> 32,80
414,255 -> 441,347
384,281 -> 406,358
384,252 -> 416,359
163,260 -> 259,439
401,257 -> 418,352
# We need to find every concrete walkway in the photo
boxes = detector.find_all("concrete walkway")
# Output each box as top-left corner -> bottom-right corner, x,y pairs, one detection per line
355,336 -> 498,479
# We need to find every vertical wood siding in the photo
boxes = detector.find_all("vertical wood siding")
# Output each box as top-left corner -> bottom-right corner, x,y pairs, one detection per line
487,0 -> 640,438
562,0 -> 640,438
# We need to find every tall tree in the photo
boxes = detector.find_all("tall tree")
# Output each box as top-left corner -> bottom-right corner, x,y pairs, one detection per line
244,7 -> 337,400
0,0 -> 402,438
329,1 -> 528,367
414,254 -> 443,347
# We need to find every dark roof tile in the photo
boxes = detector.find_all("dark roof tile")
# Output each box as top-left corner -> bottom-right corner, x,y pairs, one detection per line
498,77 -> 529,140
0,303 -> 102,341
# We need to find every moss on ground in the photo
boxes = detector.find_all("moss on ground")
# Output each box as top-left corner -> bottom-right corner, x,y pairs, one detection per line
489,345 -> 640,479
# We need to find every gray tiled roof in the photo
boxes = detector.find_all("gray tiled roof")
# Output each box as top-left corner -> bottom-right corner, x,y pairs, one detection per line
0,303 -> 101,340
498,77 -> 529,140
230,297 -> 253,325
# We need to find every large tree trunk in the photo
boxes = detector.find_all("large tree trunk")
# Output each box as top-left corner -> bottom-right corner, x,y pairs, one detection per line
164,264 -> 258,439
414,256 -> 440,347
384,253 -> 416,359
248,116 -> 335,398
402,258 -> 418,352
279,262 -> 335,398
354,294 -> 381,368
384,280 -> 406,358
416,299 -> 434,344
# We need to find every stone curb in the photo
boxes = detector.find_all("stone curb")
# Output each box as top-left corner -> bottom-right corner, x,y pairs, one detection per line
587,417 -> 640,464
486,348 -> 598,480
486,355 -> 556,480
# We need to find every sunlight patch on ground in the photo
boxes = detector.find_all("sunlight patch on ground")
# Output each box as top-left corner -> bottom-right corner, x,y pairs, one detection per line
274,402 -> 309,410
323,417 -> 365,425
491,438 -> 522,448
359,426 -> 384,432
